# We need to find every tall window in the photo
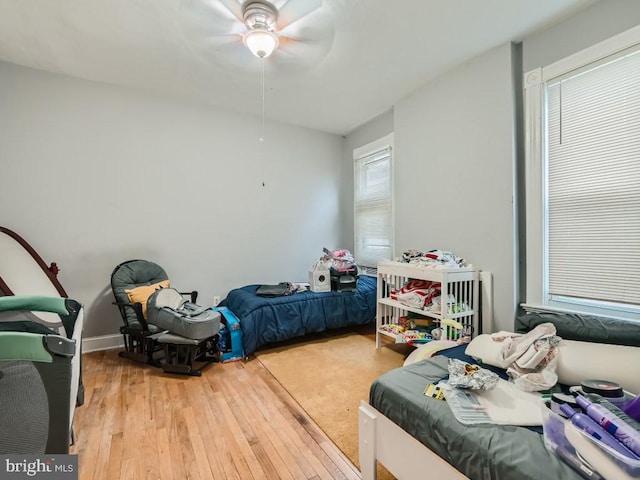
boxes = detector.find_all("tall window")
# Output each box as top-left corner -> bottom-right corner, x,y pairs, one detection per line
524,26 -> 640,321
353,134 -> 394,270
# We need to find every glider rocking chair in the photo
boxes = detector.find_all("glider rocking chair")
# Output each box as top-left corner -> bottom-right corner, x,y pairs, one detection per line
110,259 -> 221,376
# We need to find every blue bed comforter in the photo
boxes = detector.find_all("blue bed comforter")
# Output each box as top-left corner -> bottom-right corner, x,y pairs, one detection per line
221,275 -> 377,355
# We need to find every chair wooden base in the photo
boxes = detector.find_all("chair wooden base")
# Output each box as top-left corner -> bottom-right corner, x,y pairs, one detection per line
120,328 -> 221,376
161,338 -> 221,376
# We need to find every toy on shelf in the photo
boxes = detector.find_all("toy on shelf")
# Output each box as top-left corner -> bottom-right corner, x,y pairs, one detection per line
379,323 -> 405,335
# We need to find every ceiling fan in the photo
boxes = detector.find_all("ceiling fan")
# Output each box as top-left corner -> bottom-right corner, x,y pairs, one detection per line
179,0 -> 337,74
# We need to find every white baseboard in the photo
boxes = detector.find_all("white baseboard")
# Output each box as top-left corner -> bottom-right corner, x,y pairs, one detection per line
82,334 -> 123,353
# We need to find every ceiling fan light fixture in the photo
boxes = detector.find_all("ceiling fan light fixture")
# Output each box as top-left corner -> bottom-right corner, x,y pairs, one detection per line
243,28 -> 279,58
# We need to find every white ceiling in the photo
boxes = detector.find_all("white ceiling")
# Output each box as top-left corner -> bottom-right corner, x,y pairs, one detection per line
0,0 -> 597,135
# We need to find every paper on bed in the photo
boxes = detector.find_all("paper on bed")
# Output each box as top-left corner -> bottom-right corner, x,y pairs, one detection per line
443,379 -> 544,426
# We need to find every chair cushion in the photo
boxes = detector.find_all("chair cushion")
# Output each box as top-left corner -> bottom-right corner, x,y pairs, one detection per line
111,259 -> 169,328
125,280 -> 169,319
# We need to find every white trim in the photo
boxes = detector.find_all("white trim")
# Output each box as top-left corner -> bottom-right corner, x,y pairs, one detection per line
353,133 -> 396,266
523,67 -> 544,307
82,334 -> 122,353
353,133 -> 394,160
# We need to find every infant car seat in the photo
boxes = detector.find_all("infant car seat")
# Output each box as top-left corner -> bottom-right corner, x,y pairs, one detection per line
147,288 -> 220,340
111,259 -> 221,376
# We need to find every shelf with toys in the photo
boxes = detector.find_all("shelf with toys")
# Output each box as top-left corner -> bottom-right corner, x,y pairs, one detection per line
375,260 -> 479,348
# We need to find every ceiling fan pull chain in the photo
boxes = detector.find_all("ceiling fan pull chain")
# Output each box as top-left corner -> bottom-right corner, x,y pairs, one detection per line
260,56 -> 265,143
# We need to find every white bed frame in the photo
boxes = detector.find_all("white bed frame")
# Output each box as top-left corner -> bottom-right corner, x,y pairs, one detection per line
358,401 -> 467,480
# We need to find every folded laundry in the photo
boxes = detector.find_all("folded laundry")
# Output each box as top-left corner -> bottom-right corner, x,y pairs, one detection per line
256,282 -> 306,297
390,279 -> 444,310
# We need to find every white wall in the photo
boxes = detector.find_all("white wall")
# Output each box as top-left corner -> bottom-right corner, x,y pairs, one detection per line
523,0 -> 640,72
343,46 -> 519,332
392,43 -> 518,332
0,61 -> 344,338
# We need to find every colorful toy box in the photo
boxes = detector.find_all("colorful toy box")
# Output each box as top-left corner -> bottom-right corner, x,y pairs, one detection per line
213,306 -> 244,362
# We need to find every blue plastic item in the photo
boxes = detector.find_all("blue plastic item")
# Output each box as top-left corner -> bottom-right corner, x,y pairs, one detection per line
213,306 -> 244,362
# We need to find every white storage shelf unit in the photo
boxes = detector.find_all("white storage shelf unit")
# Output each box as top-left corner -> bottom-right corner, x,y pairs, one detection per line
376,261 -> 479,347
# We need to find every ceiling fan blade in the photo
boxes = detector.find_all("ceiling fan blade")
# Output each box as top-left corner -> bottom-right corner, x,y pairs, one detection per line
276,34 -> 332,66
180,0 -> 245,39
277,0 -> 322,29
199,33 -> 243,49
216,0 -> 244,22
278,8 -> 333,40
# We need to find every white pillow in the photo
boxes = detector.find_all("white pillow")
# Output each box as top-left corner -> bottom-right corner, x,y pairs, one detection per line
464,334 -> 511,369
556,339 -> 639,394
465,334 -> 640,394
403,340 -> 458,366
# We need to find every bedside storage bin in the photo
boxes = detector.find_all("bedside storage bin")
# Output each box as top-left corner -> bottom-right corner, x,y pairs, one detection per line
542,402 -> 640,479
213,306 -> 244,362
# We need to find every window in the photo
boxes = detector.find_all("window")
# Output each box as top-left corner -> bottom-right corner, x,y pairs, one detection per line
524,26 -> 640,321
353,134 -> 394,270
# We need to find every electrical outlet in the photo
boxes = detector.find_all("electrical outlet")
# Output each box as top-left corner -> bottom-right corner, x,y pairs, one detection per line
213,296 -> 221,306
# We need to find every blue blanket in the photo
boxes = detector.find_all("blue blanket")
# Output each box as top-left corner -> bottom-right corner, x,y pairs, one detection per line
221,275 -> 377,355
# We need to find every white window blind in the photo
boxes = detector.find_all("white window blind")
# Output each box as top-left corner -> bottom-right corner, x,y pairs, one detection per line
354,146 -> 393,268
545,46 -> 640,311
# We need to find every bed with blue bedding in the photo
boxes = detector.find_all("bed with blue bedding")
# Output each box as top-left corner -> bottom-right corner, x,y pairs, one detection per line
221,275 -> 377,355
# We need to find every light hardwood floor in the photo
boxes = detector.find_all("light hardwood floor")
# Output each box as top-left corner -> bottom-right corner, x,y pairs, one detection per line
71,348 -> 363,480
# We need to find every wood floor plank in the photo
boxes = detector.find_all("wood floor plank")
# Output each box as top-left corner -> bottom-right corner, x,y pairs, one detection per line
231,364 -> 320,479
105,432 -> 123,480
181,381 -> 227,480
183,405 -> 218,480
89,429 -> 112,480
210,389 -> 257,480
200,387 -> 248,480
77,426 -> 101,480
237,391 -> 307,478
252,362 -> 358,480
220,371 -> 296,480
215,384 -> 267,480
71,348 -> 364,480
120,456 -> 139,480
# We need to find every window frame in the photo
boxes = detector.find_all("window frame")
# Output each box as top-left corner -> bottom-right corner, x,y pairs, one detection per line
523,24 -> 640,321
353,133 -> 395,271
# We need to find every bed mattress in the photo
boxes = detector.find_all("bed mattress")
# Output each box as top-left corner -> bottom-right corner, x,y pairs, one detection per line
369,352 -> 583,480
221,275 -> 377,355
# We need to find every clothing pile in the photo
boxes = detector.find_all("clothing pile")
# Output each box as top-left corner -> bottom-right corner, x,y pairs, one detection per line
256,282 -> 307,297
390,279 -> 441,309
396,249 -> 467,268
322,247 -> 355,271
390,278 -> 458,312
492,322 -> 562,392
